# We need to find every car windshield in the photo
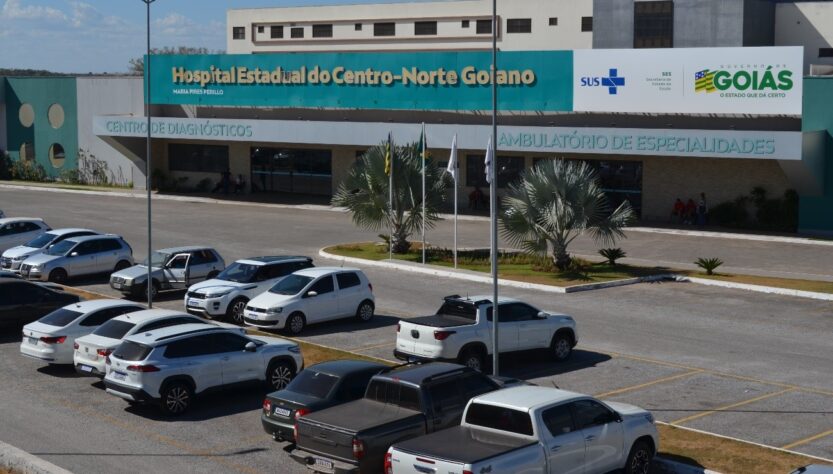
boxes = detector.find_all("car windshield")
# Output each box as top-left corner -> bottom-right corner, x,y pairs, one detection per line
142,251 -> 171,267
269,274 -> 313,295
24,232 -> 57,249
92,320 -> 136,339
216,262 -> 258,283
285,370 -> 340,399
45,240 -> 75,256
39,308 -> 83,327
465,402 -> 533,436
112,340 -> 152,361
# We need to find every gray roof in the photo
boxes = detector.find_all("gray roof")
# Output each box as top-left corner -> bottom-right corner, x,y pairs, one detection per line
308,359 -> 388,377
380,362 -> 469,385
156,246 -> 213,254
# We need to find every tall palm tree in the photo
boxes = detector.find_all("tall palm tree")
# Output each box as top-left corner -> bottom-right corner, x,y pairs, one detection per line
500,159 -> 635,270
333,141 -> 449,253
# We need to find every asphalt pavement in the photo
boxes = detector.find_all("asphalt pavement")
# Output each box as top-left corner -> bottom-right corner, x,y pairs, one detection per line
0,187 -> 831,473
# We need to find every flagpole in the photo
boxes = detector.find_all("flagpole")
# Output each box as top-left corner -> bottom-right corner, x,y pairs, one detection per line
453,134 -> 458,269
421,122 -> 426,265
490,0 -> 500,376
389,134 -> 393,261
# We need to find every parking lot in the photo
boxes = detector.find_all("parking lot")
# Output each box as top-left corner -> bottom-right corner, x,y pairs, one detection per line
1,187 -> 832,473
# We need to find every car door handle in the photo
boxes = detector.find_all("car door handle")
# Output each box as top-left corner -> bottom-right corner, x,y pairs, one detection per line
585,435 -> 596,441
550,445 -> 561,452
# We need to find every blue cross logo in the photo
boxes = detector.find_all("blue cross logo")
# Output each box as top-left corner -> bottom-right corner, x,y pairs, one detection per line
601,69 -> 625,95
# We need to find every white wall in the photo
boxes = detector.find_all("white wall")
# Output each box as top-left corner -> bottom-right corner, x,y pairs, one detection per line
775,1 -> 833,74
76,77 -> 144,186
227,0 -> 592,54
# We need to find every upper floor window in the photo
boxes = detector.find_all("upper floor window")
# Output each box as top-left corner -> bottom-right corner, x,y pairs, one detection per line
355,23 -> 363,31
291,27 -> 304,38
634,1 -> 673,48
271,25 -> 284,39
232,27 -> 245,40
549,17 -> 558,26
313,24 -> 333,38
819,48 -> 833,58
374,22 -> 396,37
415,21 -> 437,36
462,20 -> 470,28
581,16 -> 593,32
506,18 -> 531,34
476,19 -> 492,34
257,26 -> 264,33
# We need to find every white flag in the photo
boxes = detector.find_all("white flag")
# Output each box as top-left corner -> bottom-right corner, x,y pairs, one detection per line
446,134 -> 458,181
484,137 -> 493,184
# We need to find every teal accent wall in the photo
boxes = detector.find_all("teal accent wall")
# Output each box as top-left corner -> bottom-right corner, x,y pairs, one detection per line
800,77 -> 833,233
147,51 -> 574,111
4,77 -> 79,177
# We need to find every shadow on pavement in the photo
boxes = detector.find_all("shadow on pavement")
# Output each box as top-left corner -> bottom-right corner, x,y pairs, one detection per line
124,384 -> 267,422
37,364 -> 85,379
501,349 -> 613,381
256,313 -> 401,339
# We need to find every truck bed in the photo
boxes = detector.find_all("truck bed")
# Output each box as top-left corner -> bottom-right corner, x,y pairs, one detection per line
392,425 -> 536,465
300,398 -> 423,434
404,314 -> 476,328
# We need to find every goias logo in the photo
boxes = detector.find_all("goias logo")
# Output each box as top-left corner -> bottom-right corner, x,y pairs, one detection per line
694,65 -> 793,94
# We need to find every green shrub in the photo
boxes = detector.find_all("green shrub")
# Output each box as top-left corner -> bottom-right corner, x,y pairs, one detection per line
709,187 -> 798,232
599,248 -> 626,265
695,257 -> 724,275
59,169 -> 83,184
0,152 -> 12,180
196,177 -> 213,192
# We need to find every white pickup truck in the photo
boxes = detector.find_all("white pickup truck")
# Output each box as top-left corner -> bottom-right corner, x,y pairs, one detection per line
394,295 -> 577,372
386,385 -> 659,474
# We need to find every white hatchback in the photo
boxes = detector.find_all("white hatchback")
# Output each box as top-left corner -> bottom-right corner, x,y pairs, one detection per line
20,300 -> 145,364
243,267 -> 374,335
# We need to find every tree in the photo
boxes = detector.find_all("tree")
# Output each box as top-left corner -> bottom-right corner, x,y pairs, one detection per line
499,159 -> 635,270
333,142 -> 449,254
128,46 -> 223,74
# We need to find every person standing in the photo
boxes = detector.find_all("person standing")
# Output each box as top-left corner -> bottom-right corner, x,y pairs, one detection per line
697,192 -> 708,226
221,168 -> 232,195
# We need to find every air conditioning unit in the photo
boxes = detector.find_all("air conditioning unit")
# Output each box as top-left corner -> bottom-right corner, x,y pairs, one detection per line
809,64 -> 833,76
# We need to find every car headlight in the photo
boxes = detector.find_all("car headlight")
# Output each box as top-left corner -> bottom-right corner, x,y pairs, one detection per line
12,256 -> 26,261
30,265 -> 41,271
266,307 -> 283,314
205,289 -> 233,298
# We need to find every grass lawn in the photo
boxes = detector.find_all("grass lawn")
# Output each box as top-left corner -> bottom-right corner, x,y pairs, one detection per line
326,242 -> 833,294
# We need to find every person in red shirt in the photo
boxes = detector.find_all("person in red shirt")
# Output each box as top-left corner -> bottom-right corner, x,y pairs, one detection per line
685,198 -> 697,224
671,198 -> 685,223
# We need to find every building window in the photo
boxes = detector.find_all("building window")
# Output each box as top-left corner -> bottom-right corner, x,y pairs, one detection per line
581,16 -> 593,32
291,27 -> 304,38
168,144 -> 229,173
506,18 -> 531,34
355,23 -> 362,31
374,22 -> 395,37
232,27 -> 245,40
466,155 -> 524,188
271,25 -> 284,39
251,147 -> 333,196
634,1 -> 673,48
47,103 -> 65,129
820,48 -> 833,58
48,143 -> 65,169
549,17 -> 558,26
313,24 -> 333,38
476,19 -> 492,34
462,20 -> 470,28
415,21 -> 437,36
257,25 -> 264,33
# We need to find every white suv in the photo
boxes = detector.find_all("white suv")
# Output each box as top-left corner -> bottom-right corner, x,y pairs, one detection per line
103,324 -> 303,415
185,256 -> 313,324
243,267 -> 374,335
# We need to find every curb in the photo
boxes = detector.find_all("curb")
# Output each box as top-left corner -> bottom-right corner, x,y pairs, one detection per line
319,248 -> 833,301
0,440 -> 73,474
654,457 -> 721,474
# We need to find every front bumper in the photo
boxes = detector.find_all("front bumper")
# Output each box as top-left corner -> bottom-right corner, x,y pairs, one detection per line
286,446 -> 359,474
103,379 -> 155,403
1,258 -> 23,271
109,279 -> 137,293
20,267 -> 46,281
185,295 -> 227,317
244,313 -> 284,328
261,414 -> 294,441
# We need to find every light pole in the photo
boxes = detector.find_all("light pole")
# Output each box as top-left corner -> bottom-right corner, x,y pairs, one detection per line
142,0 -> 155,308
490,0 -> 499,376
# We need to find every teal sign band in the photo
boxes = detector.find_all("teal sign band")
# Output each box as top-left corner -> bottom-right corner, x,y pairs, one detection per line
147,51 -> 573,111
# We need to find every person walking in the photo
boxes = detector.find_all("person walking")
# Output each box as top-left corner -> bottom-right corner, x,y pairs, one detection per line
221,169 -> 232,195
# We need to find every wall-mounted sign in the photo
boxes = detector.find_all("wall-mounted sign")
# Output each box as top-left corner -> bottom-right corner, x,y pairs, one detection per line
573,47 -> 803,115
147,51 -> 573,112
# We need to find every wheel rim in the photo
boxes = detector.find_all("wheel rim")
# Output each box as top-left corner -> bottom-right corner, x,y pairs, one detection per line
271,365 -> 293,389
359,303 -> 373,321
289,315 -> 303,334
466,355 -> 482,372
555,338 -> 570,359
52,270 -> 66,283
631,448 -> 650,474
166,386 -> 189,413
231,301 -> 246,324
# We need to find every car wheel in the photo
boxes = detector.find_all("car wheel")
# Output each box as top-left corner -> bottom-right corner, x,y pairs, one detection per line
226,297 -> 248,325
114,260 -> 131,272
285,312 -> 306,335
267,360 -> 296,391
48,268 -> 68,284
356,300 -> 374,322
137,281 -> 159,301
550,332 -> 573,362
459,348 -> 486,373
160,382 -> 192,416
624,440 -> 653,474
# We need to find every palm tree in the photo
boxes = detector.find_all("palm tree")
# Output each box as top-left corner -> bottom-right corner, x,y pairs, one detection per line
333,141 -> 449,254
500,159 -> 635,270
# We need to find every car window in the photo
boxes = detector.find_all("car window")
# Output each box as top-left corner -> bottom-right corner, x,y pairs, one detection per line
212,332 -> 251,352
167,254 -> 189,269
74,241 -> 99,256
365,380 -> 421,411
459,373 -> 500,400
113,341 -> 152,361
190,250 -> 217,265
98,239 -> 123,252
288,370 -> 340,399
0,225 -> 11,237
309,275 -> 334,295
25,232 -> 57,248
64,231 -> 97,241
465,402 -> 534,436
164,334 -> 218,358
92,320 -> 136,339
80,306 -> 142,327
22,222 -> 42,232
571,399 -> 618,429
338,371 -> 376,400
270,262 -> 297,279
251,265 -> 271,282
296,260 -> 314,271
485,305 -> 514,323
542,404 -> 576,436
336,272 -> 361,290
39,308 -> 84,327
502,303 -> 539,322
141,316 -> 203,332
427,379 -> 464,415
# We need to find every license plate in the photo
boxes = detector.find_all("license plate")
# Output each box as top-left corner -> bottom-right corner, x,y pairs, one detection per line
27,337 -> 38,345
187,298 -> 200,307
112,282 -> 123,289
79,364 -> 93,373
112,371 -> 127,381
274,407 -> 291,417
313,458 -> 333,472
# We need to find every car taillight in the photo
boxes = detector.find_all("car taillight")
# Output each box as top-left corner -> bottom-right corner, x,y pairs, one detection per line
40,336 -> 66,344
383,452 -> 392,474
263,399 -> 272,414
352,438 -> 365,460
396,323 -> 401,333
73,342 -> 79,350
126,365 -> 160,372
463,471 -> 473,474
433,330 -> 456,341
97,348 -> 112,357
294,408 -> 310,420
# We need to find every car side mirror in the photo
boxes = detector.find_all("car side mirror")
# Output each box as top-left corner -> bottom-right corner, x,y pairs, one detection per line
244,342 -> 257,352
305,290 -> 318,298
70,252 -> 79,257
537,311 -> 548,319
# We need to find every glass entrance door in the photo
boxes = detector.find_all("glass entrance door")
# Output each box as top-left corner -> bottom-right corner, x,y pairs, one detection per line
250,147 -> 333,196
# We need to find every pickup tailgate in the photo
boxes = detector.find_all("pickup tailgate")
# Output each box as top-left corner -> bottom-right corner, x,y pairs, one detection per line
397,315 -> 474,358
297,399 -> 424,463
389,426 -> 536,473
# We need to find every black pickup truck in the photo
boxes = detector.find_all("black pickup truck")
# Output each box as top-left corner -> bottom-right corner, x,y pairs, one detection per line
286,362 -> 521,474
